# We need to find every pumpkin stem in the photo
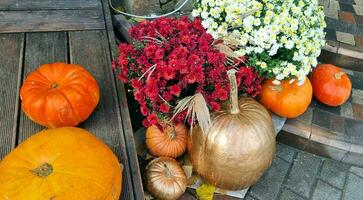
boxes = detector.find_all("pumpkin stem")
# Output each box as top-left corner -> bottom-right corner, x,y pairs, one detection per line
31,163 -> 53,177
51,83 -> 59,88
227,69 -> 240,114
334,72 -> 345,80
163,163 -> 173,178
166,125 -> 176,140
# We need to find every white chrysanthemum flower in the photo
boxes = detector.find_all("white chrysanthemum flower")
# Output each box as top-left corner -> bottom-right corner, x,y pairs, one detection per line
194,0 -> 326,82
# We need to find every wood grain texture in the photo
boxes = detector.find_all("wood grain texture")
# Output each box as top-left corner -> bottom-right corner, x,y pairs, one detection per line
18,32 -> 68,142
0,0 -> 101,10
0,9 -> 104,33
68,30 -> 135,200
101,0 -> 145,198
0,33 -> 24,159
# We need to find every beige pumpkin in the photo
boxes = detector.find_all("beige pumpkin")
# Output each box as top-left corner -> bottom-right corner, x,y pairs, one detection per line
188,70 -> 276,190
146,157 -> 187,200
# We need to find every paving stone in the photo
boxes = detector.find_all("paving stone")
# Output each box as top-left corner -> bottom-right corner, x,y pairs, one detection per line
336,31 -> 356,45
179,192 -> 197,200
312,99 -> 341,115
285,152 -> 323,198
336,0 -> 355,4
312,109 -> 332,129
353,5 -> 363,15
312,180 -> 342,200
330,114 -> 346,133
213,195 -> 239,200
278,188 -> 305,200
340,3 -> 356,12
355,15 -> 363,25
350,166 -> 363,178
325,1 -> 340,19
276,143 -> 296,163
249,157 -> 290,200
325,28 -> 338,41
351,71 -> 363,90
320,159 -> 350,189
339,11 -> 357,24
325,17 -> 363,37
243,195 -> 256,200
345,118 -> 363,144
352,89 -> 363,104
297,107 -> 314,124
343,173 -> 363,200
354,35 -> 363,48
352,103 -> 363,120
340,103 -> 354,118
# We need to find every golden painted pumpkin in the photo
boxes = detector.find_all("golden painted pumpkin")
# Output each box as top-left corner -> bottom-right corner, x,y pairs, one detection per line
188,70 -> 275,190
20,62 -> 100,128
0,127 -> 122,200
146,123 -> 188,158
146,157 -> 187,200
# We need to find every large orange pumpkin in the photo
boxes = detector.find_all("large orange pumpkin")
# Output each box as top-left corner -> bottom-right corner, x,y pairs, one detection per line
20,62 -> 100,128
146,123 -> 188,158
310,64 -> 352,107
0,127 -> 122,200
259,77 -> 312,118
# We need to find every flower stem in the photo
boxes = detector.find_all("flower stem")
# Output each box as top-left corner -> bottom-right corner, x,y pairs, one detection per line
227,69 -> 240,114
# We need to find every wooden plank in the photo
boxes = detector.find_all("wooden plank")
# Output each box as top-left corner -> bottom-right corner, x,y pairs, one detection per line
68,30 -> 136,200
0,0 -> 101,11
0,9 -> 104,33
18,32 -> 68,142
100,0 -> 145,198
0,33 -> 24,158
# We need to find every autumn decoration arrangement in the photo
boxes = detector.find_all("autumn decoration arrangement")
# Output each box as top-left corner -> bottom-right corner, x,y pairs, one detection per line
0,62 -> 123,199
114,3 -> 352,198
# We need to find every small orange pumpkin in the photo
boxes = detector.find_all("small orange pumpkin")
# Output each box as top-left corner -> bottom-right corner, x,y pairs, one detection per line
146,123 -> 188,158
0,127 -> 122,200
310,64 -> 352,107
20,62 -> 100,128
259,77 -> 312,118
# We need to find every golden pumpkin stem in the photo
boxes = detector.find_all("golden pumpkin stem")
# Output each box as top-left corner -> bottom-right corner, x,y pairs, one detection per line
163,163 -> 173,178
227,69 -> 240,114
334,72 -> 345,80
166,125 -> 176,140
31,163 -> 53,177
269,85 -> 282,92
51,83 -> 59,88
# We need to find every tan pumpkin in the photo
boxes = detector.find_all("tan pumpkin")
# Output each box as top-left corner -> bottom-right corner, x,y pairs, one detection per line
0,127 -> 122,200
146,123 -> 188,158
146,157 -> 187,200
188,70 -> 276,190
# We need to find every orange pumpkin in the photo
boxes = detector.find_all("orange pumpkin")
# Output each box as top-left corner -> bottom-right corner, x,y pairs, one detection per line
146,123 -> 188,158
0,127 -> 122,200
20,62 -> 100,128
259,77 -> 312,118
311,64 -> 352,107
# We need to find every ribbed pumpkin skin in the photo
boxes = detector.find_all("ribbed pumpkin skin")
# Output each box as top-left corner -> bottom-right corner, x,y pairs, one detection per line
20,62 -> 100,128
146,157 -> 187,200
146,124 -> 188,158
259,77 -> 312,118
188,98 -> 275,190
311,64 -> 352,107
0,127 -> 122,200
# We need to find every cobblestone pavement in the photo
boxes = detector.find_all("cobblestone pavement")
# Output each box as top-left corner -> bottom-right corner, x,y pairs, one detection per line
320,0 -> 363,52
242,143 -> 363,200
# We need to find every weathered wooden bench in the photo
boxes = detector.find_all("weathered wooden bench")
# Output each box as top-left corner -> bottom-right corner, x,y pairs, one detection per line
0,0 -> 144,199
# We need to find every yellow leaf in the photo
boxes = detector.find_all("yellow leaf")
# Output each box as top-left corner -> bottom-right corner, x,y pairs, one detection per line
196,184 -> 216,200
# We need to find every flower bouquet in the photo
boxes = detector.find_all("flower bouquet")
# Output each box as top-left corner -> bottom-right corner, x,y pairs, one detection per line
114,16 -> 263,127
192,0 -> 326,82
